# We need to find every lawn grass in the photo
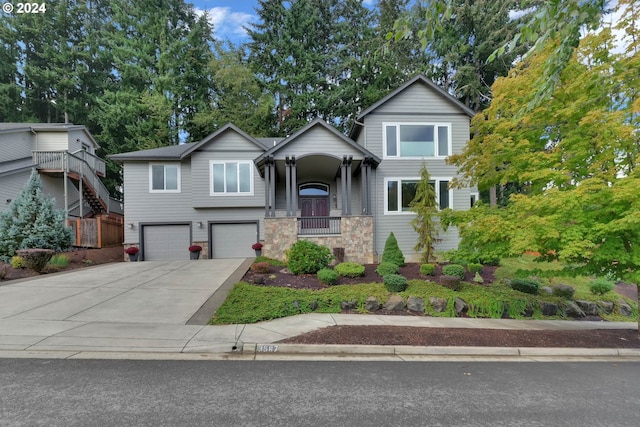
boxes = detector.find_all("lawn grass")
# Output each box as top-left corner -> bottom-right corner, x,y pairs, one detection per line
210,255 -> 638,325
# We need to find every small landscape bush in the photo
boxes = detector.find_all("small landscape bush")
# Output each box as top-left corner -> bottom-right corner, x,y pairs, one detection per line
334,262 -> 365,277
383,274 -> 407,292
467,263 -> 483,274
254,256 -> 286,267
551,284 -> 575,299
442,264 -> 465,279
376,262 -> 399,276
440,275 -> 462,291
510,278 -> 539,295
419,263 -> 436,276
251,262 -> 271,274
16,249 -> 55,273
287,240 -> 333,275
589,278 -> 615,296
317,268 -> 339,286
47,254 -> 70,269
11,256 -> 24,269
381,232 -> 405,267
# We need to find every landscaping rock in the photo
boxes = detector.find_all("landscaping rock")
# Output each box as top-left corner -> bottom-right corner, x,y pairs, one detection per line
541,303 -> 558,316
310,300 -> 319,311
598,301 -> 614,315
407,296 -> 425,313
617,300 -> 633,317
522,305 -> 534,317
429,297 -> 448,313
540,286 -> 553,295
341,299 -> 357,310
551,284 -> 576,299
454,297 -> 468,315
365,296 -> 380,312
383,295 -> 405,311
575,300 -> 598,316
564,301 -> 585,318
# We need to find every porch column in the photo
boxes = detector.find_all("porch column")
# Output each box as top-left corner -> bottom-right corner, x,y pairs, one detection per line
285,157 -> 291,216
264,157 -> 271,217
341,157 -> 347,216
269,159 -> 276,217
361,157 -> 372,215
345,156 -> 353,216
291,156 -> 297,214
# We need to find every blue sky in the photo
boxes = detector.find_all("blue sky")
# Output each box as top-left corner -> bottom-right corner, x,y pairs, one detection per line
189,0 -> 376,45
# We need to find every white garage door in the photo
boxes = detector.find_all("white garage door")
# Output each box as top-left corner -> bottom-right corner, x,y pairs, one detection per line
210,223 -> 257,258
143,224 -> 191,260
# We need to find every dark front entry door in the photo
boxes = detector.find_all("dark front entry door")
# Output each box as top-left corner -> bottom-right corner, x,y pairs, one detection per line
300,196 -> 329,229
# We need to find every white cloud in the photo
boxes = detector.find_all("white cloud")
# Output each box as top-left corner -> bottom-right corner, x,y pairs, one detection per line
195,6 -> 256,41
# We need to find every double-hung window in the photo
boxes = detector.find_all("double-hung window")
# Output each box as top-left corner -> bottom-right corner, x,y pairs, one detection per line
150,164 -> 180,192
385,123 -> 451,158
385,177 -> 451,214
210,161 -> 253,195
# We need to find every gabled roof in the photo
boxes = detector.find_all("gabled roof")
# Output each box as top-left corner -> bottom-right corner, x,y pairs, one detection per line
0,122 -> 100,148
110,123 -> 268,162
350,74 -> 475,139
255,118 -> 381,167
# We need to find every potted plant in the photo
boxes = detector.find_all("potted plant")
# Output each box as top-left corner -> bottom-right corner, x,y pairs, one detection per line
125,246 -> 139,262
252,242 -> 263,257
189,245 -> 202,260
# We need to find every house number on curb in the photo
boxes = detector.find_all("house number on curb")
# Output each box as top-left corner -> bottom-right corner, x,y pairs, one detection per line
257,345 -> 279,353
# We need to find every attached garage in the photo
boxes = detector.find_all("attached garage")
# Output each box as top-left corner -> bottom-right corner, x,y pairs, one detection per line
142,224 -> 191,260
210,222 -> 258,258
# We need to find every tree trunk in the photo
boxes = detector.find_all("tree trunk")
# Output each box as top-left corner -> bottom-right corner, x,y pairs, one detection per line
489,185 -> 497,207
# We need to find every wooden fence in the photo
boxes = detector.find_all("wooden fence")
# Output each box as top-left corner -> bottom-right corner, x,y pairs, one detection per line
67,216 -> 123,248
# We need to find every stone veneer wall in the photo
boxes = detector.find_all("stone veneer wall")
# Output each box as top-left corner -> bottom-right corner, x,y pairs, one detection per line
193,241 -> 209,259
263,215 -> 374,264
123,243 -> 138,262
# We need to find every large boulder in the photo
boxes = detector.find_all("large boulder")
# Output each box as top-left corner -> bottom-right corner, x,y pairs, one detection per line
340,299 -> 357,310
407,296 -> 425,313
383,295 -> 405,311
617,300 -> 633,317
429,297 -> 448,313
365,296 -> 380,312
564,301 -> 585,318
541,302 -> 558,316
598,301 -> 614,315
575,300 -> 599,316
454,297 -> 468,315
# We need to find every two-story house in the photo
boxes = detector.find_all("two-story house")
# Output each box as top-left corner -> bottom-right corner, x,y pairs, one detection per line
111,75 -> 477,262
0,123 -> 123,247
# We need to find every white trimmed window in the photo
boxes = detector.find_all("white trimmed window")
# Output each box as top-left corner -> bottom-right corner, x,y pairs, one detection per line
210,161 -> 253,195
385,177 -> 451,214
384,123 -> 451,158
150,164 -> 180,192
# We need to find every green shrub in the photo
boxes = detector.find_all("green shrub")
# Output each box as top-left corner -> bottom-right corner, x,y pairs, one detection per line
383,274 -> 407,292
251,262 -> 271,274
317,268 -> 339,286
47,254 -> 70,269
16,248 -> 55,273
287,240 -> 333,275
479,257 -> 500,266
10,256 -> 24,269
442,264 -> 465,279
334,262 -> 365,277
589,278 -> 615,296
381,232 -> 405,267
441,275 -> 462,291
510,278 -> 539,295
254,256 -> 286,267
376,262 -> 399,276
419,263 -> 436,276
551,284 -> 575,299
467,263 -> 483,274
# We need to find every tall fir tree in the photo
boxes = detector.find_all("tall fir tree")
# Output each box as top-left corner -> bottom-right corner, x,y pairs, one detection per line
410,164 -> 440,262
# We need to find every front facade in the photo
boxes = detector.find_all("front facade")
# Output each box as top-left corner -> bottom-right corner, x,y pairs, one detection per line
111,75 -> 477,262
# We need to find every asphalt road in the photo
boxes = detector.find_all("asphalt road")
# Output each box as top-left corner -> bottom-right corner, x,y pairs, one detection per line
1,359 -> 638,426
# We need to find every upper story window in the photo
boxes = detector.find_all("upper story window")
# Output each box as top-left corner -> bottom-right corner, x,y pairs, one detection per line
210,160 -> 253,195
385,177 -> 451,214
384,123 -> 451,158
150,163 -> 180,193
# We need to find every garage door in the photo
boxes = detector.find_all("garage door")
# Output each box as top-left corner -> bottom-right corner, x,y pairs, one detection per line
210,223 -> 257,258
143,224 -> 191,260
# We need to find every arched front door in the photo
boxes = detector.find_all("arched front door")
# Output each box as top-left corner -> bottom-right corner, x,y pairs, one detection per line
299,183 -> 329,229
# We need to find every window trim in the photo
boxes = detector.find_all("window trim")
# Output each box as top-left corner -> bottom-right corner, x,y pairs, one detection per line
209,160 -> 254,196
384,176 -> 453,215
149,163 -> 181,193
383,122 -> 452,159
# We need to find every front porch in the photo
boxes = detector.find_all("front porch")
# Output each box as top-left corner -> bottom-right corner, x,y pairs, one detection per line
263,216 -> 374,264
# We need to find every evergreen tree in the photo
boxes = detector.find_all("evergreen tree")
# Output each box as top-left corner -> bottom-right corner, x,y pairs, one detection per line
381,232 -> 405,267
0,172 -> 72,259
410,164 -> 440,262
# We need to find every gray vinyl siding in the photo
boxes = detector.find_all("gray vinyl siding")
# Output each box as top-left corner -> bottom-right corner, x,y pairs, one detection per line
0,131 -> 33,163
40,174 -> 81,212
372,83 -> 468,116
69,129 -> 97,155
272,126 -> 364,160
122,160 -> 264,245
34,132 -> 70,151
0,170 -> 30,213
190,131 -> 265,208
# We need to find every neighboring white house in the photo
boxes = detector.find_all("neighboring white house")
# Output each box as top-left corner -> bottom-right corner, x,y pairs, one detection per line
0,123 -> 123,247
110,75 -> 477,262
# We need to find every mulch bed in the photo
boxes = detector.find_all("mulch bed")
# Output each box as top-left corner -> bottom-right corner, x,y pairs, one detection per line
280,325 -> 640,348
0,246 -> 124,282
